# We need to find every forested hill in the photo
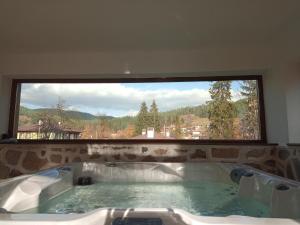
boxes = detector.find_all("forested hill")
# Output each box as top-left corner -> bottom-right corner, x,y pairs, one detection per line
19,98 -> 247,131
160,98 -> 246,119
19,106 -> 113,121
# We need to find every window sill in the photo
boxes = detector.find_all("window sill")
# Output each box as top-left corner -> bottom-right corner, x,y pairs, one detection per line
1,139 -> 276,145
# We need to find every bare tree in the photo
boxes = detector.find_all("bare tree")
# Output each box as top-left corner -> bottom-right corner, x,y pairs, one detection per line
56,96 -> 68,125
38,112 -> 59,139
37,97 -> 70,139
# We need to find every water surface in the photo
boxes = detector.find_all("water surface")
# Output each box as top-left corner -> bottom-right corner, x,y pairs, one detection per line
26,181 -> 269,217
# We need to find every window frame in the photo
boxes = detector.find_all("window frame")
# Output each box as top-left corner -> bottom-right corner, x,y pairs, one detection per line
8,75 -> 267,144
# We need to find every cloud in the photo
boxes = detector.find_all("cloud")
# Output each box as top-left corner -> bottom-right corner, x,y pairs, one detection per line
231,90 -> 242,102
20,83 -> 241,117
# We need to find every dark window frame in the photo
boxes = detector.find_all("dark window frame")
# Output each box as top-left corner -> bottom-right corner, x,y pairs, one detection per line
8,75 -> 267,144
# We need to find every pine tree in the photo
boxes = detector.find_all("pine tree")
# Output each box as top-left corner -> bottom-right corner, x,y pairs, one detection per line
135,102 -> 149,135
207,81 -> 235,139
149,100 -> 160,132
174,115 -> 182,138
240,80 -> 259,139
56,96 -> 67,124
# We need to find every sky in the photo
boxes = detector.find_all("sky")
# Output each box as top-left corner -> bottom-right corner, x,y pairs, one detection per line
20,81 -> 244,117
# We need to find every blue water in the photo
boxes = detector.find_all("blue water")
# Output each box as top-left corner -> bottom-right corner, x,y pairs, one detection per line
28,181 -> 270,217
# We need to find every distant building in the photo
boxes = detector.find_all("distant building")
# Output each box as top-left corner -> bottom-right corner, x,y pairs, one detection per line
18,124 -> 81,140
192,131 -> 201,139
178,117 -> 210,139
133,127 -> 174,139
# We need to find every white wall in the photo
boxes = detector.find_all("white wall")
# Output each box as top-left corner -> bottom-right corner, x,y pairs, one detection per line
284,64 -> 300,143
0,75 -> 12,136
262,68 -> 289,144
0,45 -> 274,75
0,45 -> 293,144
275,18 -> 300,144
0,75 -> 2,134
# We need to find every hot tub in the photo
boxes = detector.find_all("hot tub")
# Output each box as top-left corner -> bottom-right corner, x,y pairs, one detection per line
0,162 -> 299,225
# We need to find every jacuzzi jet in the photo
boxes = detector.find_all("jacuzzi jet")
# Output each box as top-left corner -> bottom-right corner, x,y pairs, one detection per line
244,172 -> 254,177
77,176 -> 92,186
276,183 -> 290,191
230,168 -> 251,183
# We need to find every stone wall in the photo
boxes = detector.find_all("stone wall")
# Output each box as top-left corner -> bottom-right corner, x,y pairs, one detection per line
0,143 -> 283,179
273,145 -> 300,181
0,143 -> 299,181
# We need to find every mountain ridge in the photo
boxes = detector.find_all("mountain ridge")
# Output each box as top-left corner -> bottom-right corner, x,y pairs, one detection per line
19,98 -> 246,127
19,106 -> 113,121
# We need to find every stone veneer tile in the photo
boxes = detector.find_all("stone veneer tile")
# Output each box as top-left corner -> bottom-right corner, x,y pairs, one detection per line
5,150 -> 22,165
276,168 -> 284,177
244,163 -> 262,170
124,153 -> 137,160
275,161 -> 285,170
211,148 -> 239,158
89,154 -> 102,160
190,149 -> 206,159
9,169 -> 23,177
288,159 -> 300,181
40,150 -> 46,157
112,154 -> 121,160
286,163 -> 295,180
66,148 -> 77,152
50,154 -> 62,163
22,152 -> 48,171
270,147 -> 276,156
174,149 -> 188,153
246,149 -> 266,159
80,149 -> 88,154
141,155 -> 157,162
0,164 -> 10,179
112,146 -> 128,150
264,159 -> 276,167
0,143 -> 299,181
154,149 -> 168,155
278,149 -> 290,160
72,157 -> 82,162
163,156 -> 187,162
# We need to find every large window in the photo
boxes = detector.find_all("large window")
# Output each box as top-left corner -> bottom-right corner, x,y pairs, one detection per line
9,76 -> 266,142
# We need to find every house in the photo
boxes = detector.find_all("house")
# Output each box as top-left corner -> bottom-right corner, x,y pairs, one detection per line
133,127 -> 175,139
17,124 -> 81,140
